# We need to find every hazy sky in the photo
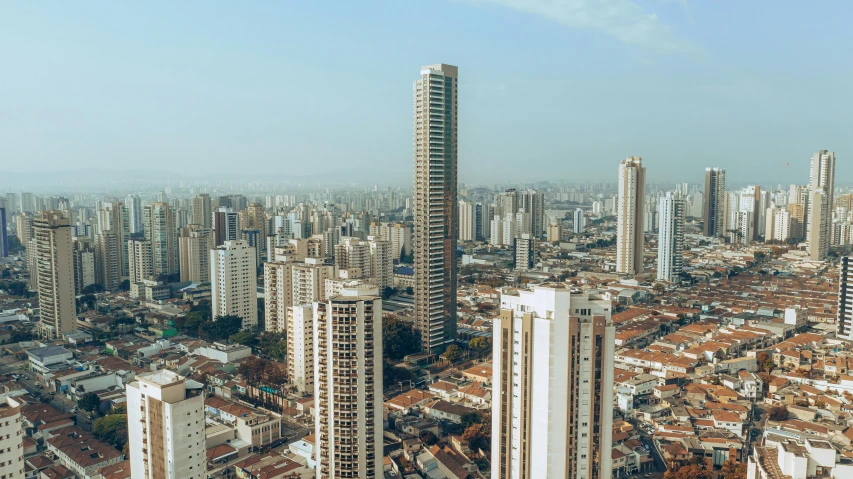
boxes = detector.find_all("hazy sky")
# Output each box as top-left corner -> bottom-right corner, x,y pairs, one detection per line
1,1 -> 850,185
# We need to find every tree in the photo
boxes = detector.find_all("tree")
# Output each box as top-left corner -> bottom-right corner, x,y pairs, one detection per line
256,331 -> 287,361
204,315 -> 243,341
238,356 -> 269,384
460,411 -> 483,429
383,317 -> 420,361
93,413 -> 128,450
229,331 -> 258,347
468,337 -> 492,355
664,462 -> 713,479
756,352 -> 775,372
77,392 -> 101,413
81,283 -> 104,295
419,431 -> 439,446
9,329 -> 34,342
754,251 -> 767,262
383,360 -> 416,386
118,280 -> 130,291
769,405 -> 789,421
442,345 -> 462,363
405,286 -> 414,295
720,460 -> 747,479
381,286 -> 394,300
462,422 -> 491,452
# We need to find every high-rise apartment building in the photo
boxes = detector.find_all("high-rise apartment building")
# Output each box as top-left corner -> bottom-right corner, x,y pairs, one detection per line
702,167 -> 726,237
264,249 -> 333,333
413,63 -> 458,354
0,207 -> 7,257
20,192 -> 34,213
837,257 -> 852,340
127,370 -> 206,479
96,202 -> 126,290
72,238 -> 97,294
143,202 -> 176,276
33,211 -> 76,339
178,225 -> 214,283
16,213 -> 34,246
616,157 -> 645,276
213,207 -> 240,246
765,207 -> 792,243
573,208 -> 585,234
0,396 -> 23,479
286,305 -> 313,394
126,195 -> 143,234
547,221 -> 563,242
513,234 -> 536,270
492,284 -> 614,479
192,194 -> 212,229
459,200 -> 476,241
657,192 -> 685,282
520,189 -> 545,238
128,239 -> 154,284
807,150 -> 835,260
239,203 -> 267,246
313,286 -> 383,478
210,240 -> 258,329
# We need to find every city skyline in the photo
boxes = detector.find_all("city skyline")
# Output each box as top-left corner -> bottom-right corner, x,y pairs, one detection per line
2,2 -> 851,184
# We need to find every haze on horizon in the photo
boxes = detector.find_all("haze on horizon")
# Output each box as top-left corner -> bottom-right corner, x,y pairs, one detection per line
1,1 -> 850,186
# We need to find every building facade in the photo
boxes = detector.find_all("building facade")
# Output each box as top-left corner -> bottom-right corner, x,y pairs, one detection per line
34,211 -> 76,339
807,150 -> 835,260
413,63 -> 458,354
492,284 -> 614,479
210,240 -> 258,329
178,225 -> 214,283
703,167 -> 726,237
837,256 -> 853,341
617,157 -> 646,276
657,192 -> 685,282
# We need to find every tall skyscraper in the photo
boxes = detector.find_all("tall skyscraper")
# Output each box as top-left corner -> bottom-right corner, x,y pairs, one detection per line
0,207 -> 7,257
807,150 -> 835,260
16,212 -> 34,245
127,370 -> 206,479
313,286 -> 383,478
513,234 -> 536,270
573,207 -> 585,234
96,202 -> 126,290
143,202 -> 177,276
72,238 -> 97,294
492,284 -> 614,479
413,63 -> 458,354
178,225 -> 214,283
657,192 -> 685,282
459,200 -> 476,241
192,193 -> 212,228
702,167 -> 726,237
210,240 -> 258,329
616,157 -> 645,276
286,305 -> 313,394
33,211 -> 76,339
520,189 -> 545,238
837,257 -> 852,341
126,194 -> 144,234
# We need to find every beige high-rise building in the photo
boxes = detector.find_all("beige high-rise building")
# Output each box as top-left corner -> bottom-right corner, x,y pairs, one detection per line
369,222 -> 412,261
16,212 -> 34,245
192,193 -> 212,228
127,371 -> 206,479
210,240 -> 258,329
492,284 -> 614,479
264,247 -> 333,332
72,237 -> 96,294
616,157 -> 646,276
547,221 -> 563,242
286,305 -> 313,394
787,203 -> 806,239
807,150 -> 835,260
239,203 -> 267,242
178,225 -> 214,283
128,239 -> 154,284
334,236 -> 393,289
413,63 -> 458,354
314,286 -> 383,478
34,211 -> 76,339
143,202 -> 176,276
96,203 -> 125,291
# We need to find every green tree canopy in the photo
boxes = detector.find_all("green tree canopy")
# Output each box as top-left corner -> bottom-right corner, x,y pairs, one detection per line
229,331 -> 258,347
441,344 -> 462,363
93,413 -> 128,450
77,392 -> 101,413
383,317 -> 420,361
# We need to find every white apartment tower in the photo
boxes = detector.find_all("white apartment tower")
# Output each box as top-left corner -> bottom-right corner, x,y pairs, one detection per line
657,192 -> 685,282
837,257 -> 853,341
210,240 -> 258,329
314,286 -> 383,478
286,305 -> 313,394
128,239 -> 154,284
264,249 -> 333,332
492,284 -> 615,479
459,200 -> 476,241
617,157 -> 646,276
0,397 -> 23,479
127,371 -> 206,479
807,150 -> 835,260
126,194 -> 144,235
34,211 -> 76,339
413,63 -> 458,354
573,208 -> 585,234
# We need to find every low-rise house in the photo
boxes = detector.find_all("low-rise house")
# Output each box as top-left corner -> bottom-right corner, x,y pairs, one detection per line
424,400 -> 479,424
44,427 -> 124,479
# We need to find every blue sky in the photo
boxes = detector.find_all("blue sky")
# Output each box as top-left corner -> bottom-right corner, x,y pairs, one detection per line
1,1 -> 850,185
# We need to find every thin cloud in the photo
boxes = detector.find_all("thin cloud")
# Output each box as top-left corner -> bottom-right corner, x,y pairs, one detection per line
473,0 -> 691,52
